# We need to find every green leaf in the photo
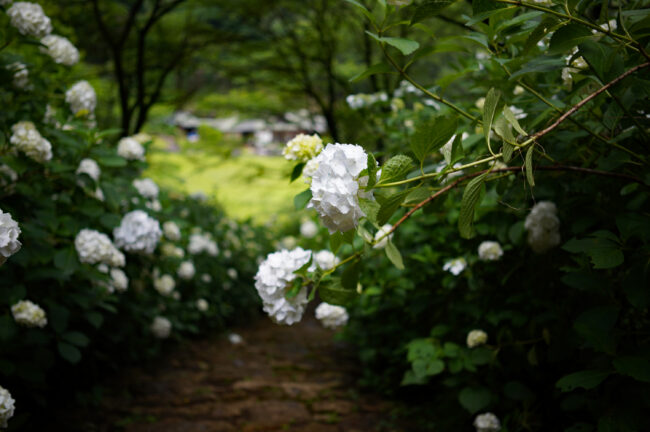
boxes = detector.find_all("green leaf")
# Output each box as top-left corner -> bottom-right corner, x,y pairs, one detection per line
365,152 -> 379,189
549,24 -> 593,54
359,198 -> 380,224
0,315 -> 17,341
562,232 -> 624,269
382,36 -> 420,55
412,358 -> 445,378
573,306 -> 619,353
494,117 -> 515,162
341,260 -> 361,290
63,331 -> 90,347
98,156 -> 128,167
377,190 -> 410,225
49,304 -> 70,333
613,356 -> 650,383
472,0 -> 506,15
503,105 -> 527,136
85,311 -> 104,329
350,63 -> 396,83
411,116 -> 457,163
290,163 -> 305,182
344,0 -> 376,23
319,279 -> 358,306
556,370 -> 610,392
483,88 -> 502,154
330,232 -> 344,253
378,155 -> 414,184
411,0 -> 455,25
54,247 -> 78,274
525,144 -> 535,187
450,133 -> 464,164
58,342 -> 82,364
458,386 -> 492,414
294,189 -> 312,210
458,173 -> 487,239
385,240 -> 405,270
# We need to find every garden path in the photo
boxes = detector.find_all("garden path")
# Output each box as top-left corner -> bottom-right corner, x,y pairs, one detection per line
81,315 -> 400,431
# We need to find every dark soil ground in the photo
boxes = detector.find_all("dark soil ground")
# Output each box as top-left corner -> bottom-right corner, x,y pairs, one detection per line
71,316 -> 405,432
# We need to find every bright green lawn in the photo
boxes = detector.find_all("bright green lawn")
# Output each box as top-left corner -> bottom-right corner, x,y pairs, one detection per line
144,137 -> 306,224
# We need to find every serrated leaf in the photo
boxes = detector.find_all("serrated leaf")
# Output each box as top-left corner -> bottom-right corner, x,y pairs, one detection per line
450,133 -> 464,164
294,189 -> 312,210
483,88 -> 501,154
350,63 -> 396,83
556,370 -> 610,392
359,198 -> 380,224
377,190 -> 410,225
503,105 -> 527,136
385,240 -> 405,269
458,173 -> 487,238
494,117 -> 515,163
290,163 -> 305,182
382,37 -> 420,55
319,279 -> 358,306
366,153 -> 378,189
411,0 -> 455,25
411,116 -> 457,163
525,144 -> 535,187
549,24 -> 593,54
378,155 -> 414,184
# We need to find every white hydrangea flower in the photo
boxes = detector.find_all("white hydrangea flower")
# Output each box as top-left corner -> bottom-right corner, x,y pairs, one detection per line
308,143 -> 373,233
93,187 -> 105,202
40,34 -> 79,66
133,178 -> 159,199
196,298 -> 209,312
65,81 -> 96,115
76,158 -> 100,181
227,268 -> 238,279
473,412 -> 501,432
188,233 -> 218,256
133,132 -> 152,143
561,67 -> 575,87
475,97 -> 486,110
254,248 -> 314,325
117,137 -> 145,161
0,385 -> 16,429
10,121 -> 52,163
146,199 -> 162,212
228,333 -> 243,344
7,62 -> 29,89
113,210 -> 162,254
300,219 -> 318,238
281,236 -> 297,249
509,105 -> 527,120
373,224 -> 393,249
467,329 -> 488,348
302,158 -> 319,182
201,273 -> 212,283
440,132 -> 469,163
443,257 -> 466,276
151,316 -> 171,339
313,250 -> 339,271
0,164 -> 18,186
0,209 -> 21,261
162,221 -> 181,241
154,274 -> 175,296
513,85 -> 524,95
524,201 -> 560,253
110,268 -> 128,292
7,2 -> 52,37
11,299 -> 46,327
161,243 -> 184,258
315,302 -> 349,329
75,229 -> 125,267
177,260 -> 195,280
593,19 -> 617,34
478,241 -> 503,261
282,134 -> 323,162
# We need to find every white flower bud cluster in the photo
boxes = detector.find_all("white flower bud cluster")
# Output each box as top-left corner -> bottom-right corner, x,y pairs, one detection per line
227,268 -> 238,279
313,250 -> 339,271
188,232 -> 218,256
10,121 -> 52,163
315,302 -> 349,329
11,299 -> 47,327
524,201 -> 560,253
40,35 -> 79,66
117,137 -> 145,161
150,316 -> 171,339
6,62 -> 29,89
473,412 -> 501,432
163,221 -> 181,241
76,158 -> 101,181
299,219 -> 318,238
282,134 -> 323,162
466,329 -> 488,348
154,274 -> 175,296
161,243 -> 184,258
308,143 -> 373,233
0,385 -> 15,429
133,178 -> 159,200
106,268 -> 128,293
113,210 -> 162,254
373,224 -> 393,249
196,298 -> 209,312
443,257 -> 467,276
74,229 -> 125,267
177,260 -> 195,280
478,241 -> 503,261
7,2 -> 52,37
254,248 -> 314,325
65,81 -> 96,116
0,209 -> 21,262
345,92 -> 388,109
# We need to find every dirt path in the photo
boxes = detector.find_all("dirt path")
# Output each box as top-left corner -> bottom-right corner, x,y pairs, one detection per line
80,316 -> 402,431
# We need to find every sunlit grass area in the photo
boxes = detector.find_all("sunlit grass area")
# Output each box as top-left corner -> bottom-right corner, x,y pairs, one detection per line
144,137 -> 306,224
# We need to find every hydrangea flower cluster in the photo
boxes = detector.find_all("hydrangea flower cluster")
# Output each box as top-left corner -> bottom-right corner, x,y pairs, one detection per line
161,243 -> 184,258
313,250 -> 339,271
74,229 -> 125,267
76,158 -> 101,181
7,1 -> 52,37
177,261 -> 195,280
299,219 -> 318,238
254,248 -> 314,325
113,210 -> 162,254
133,178 -> 159,200
98,266 -> 129,293
196,298 -> 209,312
162,221 -> 181,241
11,300 -> 47,327
40,35 -> 79,66
10,121 -> 52,163
373,224 -> 393,249
227,268 -> 238,279
65,81 -> 96,116
0,209 -> 22,263
0,385 -> 15,429
443,257 -> 467,276
282,134 -> 323,162
524,201 -> 560,253
473,412 -> 501,432
188,232 -> 218,256
154,274 -> 175,296
315,302 -> 349,329
151,316 -> 171,339
478,241 -> 503,261
117,137 -> 145,160
466,329 -> 488,348
308,143 -> 373,233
